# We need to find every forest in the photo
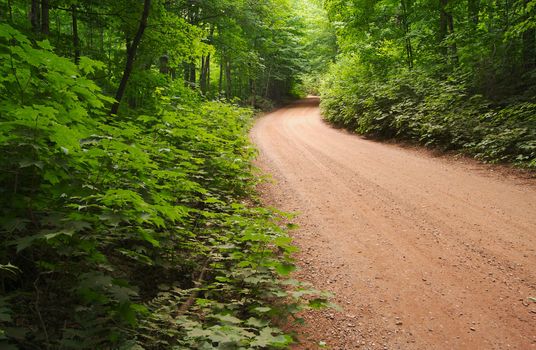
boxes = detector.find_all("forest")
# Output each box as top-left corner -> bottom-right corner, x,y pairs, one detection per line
0,0 -> 534,349
320,0 -> 536,166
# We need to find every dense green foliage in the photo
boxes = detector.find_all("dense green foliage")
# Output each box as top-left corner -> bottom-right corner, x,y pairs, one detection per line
3,0 -> 532,347
0,1 -> 328,348
1,0 -> 306,108
320,0 -> 536,167
293,0 -> 338,95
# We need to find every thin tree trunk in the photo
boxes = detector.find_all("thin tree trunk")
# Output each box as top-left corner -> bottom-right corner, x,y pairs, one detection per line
522,0 -> 535,71
265,65 -> 272,98
184,63 -> 189,83
159,55 -> 169,74
200,55 -> 205,92
505,0 -> 510,30
249,77 -> 256,106
522,29 -> 535,70
71,5 -> 80,65
89,3 -> 94,53
468,0 -> 479,28
219,59 -> 223,97
439,0 -> 448,57
100,25 -> 105,55
200,54 -> 210,94
225,58 -> 232,100
41,0 -> 49,34
447,14 -> 458,65
439,0 -> 457,66
204,25 -> 214,96
111,0 -> 151,116
189,63 -> 196,85
207,54 -> 211,96
55,12 -> 61,46
30,0 -> 40,32
7,0 -> 13,23
401,0 -> 413,69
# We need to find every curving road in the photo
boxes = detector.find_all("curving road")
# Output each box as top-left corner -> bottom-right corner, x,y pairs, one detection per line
251,97 -> 536,349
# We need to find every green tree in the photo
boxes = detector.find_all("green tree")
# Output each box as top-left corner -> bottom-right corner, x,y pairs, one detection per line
320,0 -> 536,167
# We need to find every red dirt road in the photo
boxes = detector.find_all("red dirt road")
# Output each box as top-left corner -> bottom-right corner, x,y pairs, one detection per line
251,97 -> 536,350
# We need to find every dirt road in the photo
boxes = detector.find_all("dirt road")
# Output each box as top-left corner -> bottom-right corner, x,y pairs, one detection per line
251,97 -> 536,350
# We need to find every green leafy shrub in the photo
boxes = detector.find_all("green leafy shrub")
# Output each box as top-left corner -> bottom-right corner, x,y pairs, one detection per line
0,24 -> 324,349
320,55 -> 536,168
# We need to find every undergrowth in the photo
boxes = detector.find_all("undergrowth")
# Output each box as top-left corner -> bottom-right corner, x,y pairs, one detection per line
320,57 -> 536,168
0,24 -> 328,349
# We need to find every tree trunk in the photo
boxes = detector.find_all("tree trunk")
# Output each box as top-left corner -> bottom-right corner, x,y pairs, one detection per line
439,0 -> 457,65
100,25 -> 105,54
7,0 -> 13,23
71,5 -> 80,65
265,65 -> 272,98
219,58 -> 224,98
439,0 -> 448,58
200,55 -> 205,91
204,25 -> 214,96
447,13 -> 458,65
522,0 -> 535,71
189,63 -> 196,86
159,55 -> 169,74
111,0 -> 151,116
522,29 -> 535,71
250,77 -> 256,107
55,12 -> 61,46
30,0 -> 40,32
467,0 -> 479,28
401,0 -> 414,69
41,0 -> 49,34
200,54 -> 210,94
207,54 -> 211,95
225,58 -> 232,100
184,63 -> 189,84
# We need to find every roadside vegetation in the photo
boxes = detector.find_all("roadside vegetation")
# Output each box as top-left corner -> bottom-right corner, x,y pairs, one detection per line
1,0 -> 533,348
0,1 -> 330,349
319,0 -> 536,167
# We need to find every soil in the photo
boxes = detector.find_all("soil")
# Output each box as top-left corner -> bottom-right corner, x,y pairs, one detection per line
250,97 -> 536,350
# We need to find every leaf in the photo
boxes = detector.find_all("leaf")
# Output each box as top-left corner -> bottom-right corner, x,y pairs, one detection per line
117,249 -> 154,266
186,327 -> 213,339
14,234 -> 44,252
245,317 -> 267,328
36,39 -> 53,51
275,263 -> 296,276
79,56 -> 105,75
251,327 -> 291,347
43,229 -> 74,240
1,218 -> 29,233
18,160 -> 44,169
253,306 -> 271,313
117,302 -> 138,327
308,298 -> 330,309
138,229 -> 160,247
0,263 -> 21,278
118,341 -> 145,350
212,314 -> 242,324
